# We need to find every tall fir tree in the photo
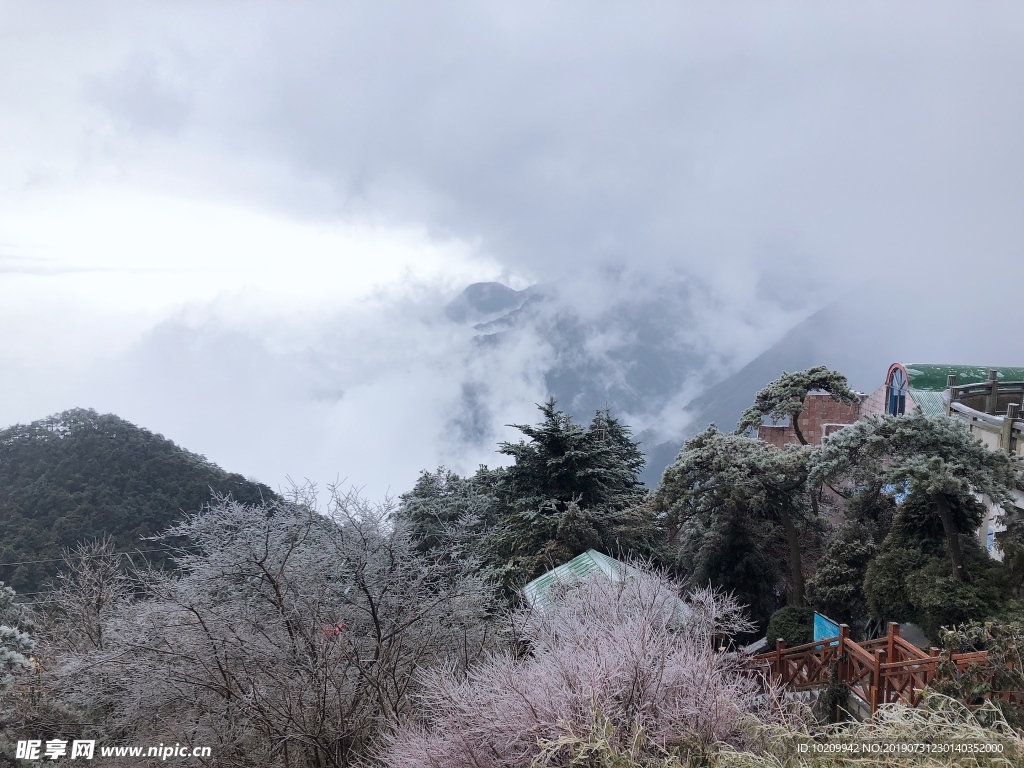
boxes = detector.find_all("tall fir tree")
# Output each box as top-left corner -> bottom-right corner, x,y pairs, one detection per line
483,400 -> 656,593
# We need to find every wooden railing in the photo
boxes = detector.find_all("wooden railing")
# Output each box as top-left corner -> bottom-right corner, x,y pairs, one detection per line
752,622 -> 1016,715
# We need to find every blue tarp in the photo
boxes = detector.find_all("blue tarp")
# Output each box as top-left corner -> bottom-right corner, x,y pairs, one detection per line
814,612 -> 840,643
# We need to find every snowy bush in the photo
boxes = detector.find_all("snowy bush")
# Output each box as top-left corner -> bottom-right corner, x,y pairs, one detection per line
378,568 -> 781,768
43,486 -> 496,767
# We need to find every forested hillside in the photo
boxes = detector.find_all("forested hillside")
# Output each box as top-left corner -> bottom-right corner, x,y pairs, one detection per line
0,408 -> 276,593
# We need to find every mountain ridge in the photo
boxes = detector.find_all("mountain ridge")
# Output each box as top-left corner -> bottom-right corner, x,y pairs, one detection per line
0,407 -> 277,593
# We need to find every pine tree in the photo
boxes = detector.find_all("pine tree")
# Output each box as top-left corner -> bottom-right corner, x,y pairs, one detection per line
736,366 -> 859,445
812,411 -> 1019,581
806,521 -> 877,626
654,425 -> 815,607
687,503 -> 778,632
482,400 -> 654,593
813,411 -> 1021,638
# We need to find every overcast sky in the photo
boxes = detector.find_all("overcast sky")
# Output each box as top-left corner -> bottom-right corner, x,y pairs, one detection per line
3,2 -> 1024,498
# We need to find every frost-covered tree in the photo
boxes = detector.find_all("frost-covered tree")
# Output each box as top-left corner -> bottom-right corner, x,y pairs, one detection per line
43,488 -> 495,768
394,466 -> 498,561
736,366 -> 859,445
377,568 -> 779,768
811,412 -> 1020,638
48,538 -> 132,654
0,582 -> 35,763
482,401 -> 657,593
654,426 -> 816,607
812,411 -> 1019,581
495,400 -> 646,516
861,493 -> 1008,638
806,521 -> 877,626
0,582 -> 33,692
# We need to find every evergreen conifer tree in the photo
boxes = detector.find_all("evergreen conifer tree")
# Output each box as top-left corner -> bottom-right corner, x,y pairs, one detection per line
813,411 -> 1020,637
736,366 -> 859,445
0,583 -> 33,692
394,467 -> 498,560
812,411 -> 1019,581
654,426 -> 815,607
483,400 -> 654,593
806,521 -> 877,627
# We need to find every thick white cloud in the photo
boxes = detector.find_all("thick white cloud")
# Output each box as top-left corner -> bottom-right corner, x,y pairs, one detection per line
2,2 -> 1023,496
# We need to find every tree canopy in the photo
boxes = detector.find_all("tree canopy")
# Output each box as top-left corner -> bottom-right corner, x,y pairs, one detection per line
399,401 -> 658,595
0,582 -> 33,693
0,408 -> 276,593
736,366 -> 859,445
653,425 -> 817,610
394,467 -> 498,560
812,411 -> 1019,581
482,400 -> 655,592
811,411 -> 1021,637
14,489 -> 494,768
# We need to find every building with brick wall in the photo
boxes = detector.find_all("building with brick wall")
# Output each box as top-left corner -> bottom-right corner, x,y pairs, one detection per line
756,393 -> 863,448
757,361 -> 1024,559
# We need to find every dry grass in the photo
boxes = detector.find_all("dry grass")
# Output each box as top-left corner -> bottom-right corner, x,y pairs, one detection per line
515,695 -> 1024,768
713,695 -> 1024,767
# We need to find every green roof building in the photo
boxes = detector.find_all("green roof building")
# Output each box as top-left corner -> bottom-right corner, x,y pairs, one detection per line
899,364 -> 1024,417
521,548 -> 636,610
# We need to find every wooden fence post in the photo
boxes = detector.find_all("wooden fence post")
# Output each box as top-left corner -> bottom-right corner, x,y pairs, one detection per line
887,622 -> 899,662
776,638 -> 786,684
926,647 -> 940,688
872,649 -> 887,713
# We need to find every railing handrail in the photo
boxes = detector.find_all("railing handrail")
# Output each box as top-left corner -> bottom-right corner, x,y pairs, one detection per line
950,402 -> 1005,427
879,658 -> 938,672
845,639 -> 878,667
951,380 -> 1024,397
752,631 -> 1017,715
766,637 -> 839,656
892,635 -> 931,660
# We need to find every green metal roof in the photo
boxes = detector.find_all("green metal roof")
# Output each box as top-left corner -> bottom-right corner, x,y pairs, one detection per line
521,549 -> 635,610
907,389 -> 946,417
522,549 -> 694,624
904,364 -> 1024,392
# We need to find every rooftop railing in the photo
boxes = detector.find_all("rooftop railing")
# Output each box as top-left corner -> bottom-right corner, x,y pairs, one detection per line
944,370 -> 1023,455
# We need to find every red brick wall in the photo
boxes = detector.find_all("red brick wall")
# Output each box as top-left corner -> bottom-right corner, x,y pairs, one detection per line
758,425 -> 792,449
755,393 -> 862,447
859,384 -> 888,418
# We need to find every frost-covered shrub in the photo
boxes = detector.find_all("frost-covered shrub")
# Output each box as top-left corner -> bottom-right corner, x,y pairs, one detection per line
0,583 -> 34,692
42,487 -> 496,768
378,568 -> 782,768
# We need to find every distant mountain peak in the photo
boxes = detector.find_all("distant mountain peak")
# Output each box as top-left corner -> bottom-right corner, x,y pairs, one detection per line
444,282 -> 528,323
